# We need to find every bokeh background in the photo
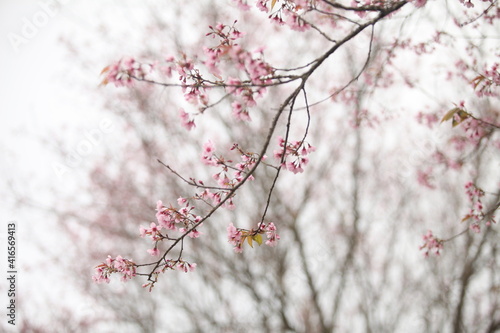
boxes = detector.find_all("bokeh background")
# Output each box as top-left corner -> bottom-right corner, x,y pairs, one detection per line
1,1 -> 499,332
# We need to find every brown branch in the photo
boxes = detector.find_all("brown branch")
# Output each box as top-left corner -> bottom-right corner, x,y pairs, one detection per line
139,0 -> 409,286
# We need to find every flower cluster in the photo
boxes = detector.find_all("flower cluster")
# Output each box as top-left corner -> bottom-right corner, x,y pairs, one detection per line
420,230 -> 444,257
92,255 -> 137,283
227,222 -> 280,253
101,23 -> 276,127
93,16 -> 313,290
100,57 -> 152,87
264,222 -> 280,247
463,182 -> 496,232
160,54 -> 211,109
176,260 -> 198,273
201,140 -> 219,167
416,168 -> 435,189
472,63 -> 500,97
231,143 -> 263,183
273,136 -> 315,173
264,0 -> 312,31
139,200 -> 202,256
151,200 -> 201,236
461,118 -> 488,145
179,108 -> 196,130
458,0 -> 474,8
141,258 -> 197,291
196,188 -> 236,210
205,22 -> 274,121
201,140 -> 263,188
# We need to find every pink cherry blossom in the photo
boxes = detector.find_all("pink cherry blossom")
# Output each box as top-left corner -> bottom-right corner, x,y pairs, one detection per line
274,136 -> 315,174
227,223 -> 242,246
176,261 -> 197,272
179,109 -> 196,130
232,101 -> 252,121
420,230 -> 444,257
417,168 -> 435,189
201,140 -> 218,166
147,248 -> 160,256
93,255 -> 137,283
100,57 -> 152,87
264,222 -> 280,247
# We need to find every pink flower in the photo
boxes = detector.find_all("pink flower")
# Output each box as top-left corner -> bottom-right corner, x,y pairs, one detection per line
140,222 -> 163,241
417,168 -> 435,189
412,0 -> 427,7
227,223 -> 242,246
179,109 -> 196,130
92,266 -> 110,284
201,140 -> 218,166
176,261 -> 197,272
470,223 -> 481,233
274,137 -> 315,174
180,228 -> 202,238
459,0 -> 474,8
420,230 -> 444,257
284,13 -> 310,32
100,57 -> 152,87
156,205 -> 176,230
224,198 -> 236,210
92,255 -> 137,283
147,248 -> 160,256
188,229 -> 201,238
233,243 -> 243,253
232,101 -> 252,121
265,222 -> 280,247
203,47 -> 222,77
256,0 -> 269,12
233,0 -> 251,11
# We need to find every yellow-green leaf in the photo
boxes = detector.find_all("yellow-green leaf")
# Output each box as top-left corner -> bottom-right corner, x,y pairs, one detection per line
247,236 -> 253,248
441,107 -> 461,123
100,65 -> 110,75
253,234 -> 263,246
471,75 -> 485,90
452,110 -> 470,127
271,0 -> 278,10
461,214 -> 472,223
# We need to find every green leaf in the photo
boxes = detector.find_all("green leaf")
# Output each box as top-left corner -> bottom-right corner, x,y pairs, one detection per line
247,236 -> 253,248
471,75 -> 485,90
441,107 -> 461,123
441,107 -> 470,127
253,234 -> 263,246
452,110 -> 470,127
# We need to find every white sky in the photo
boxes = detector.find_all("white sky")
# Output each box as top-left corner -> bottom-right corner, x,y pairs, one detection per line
0,1 -> 498,331
0,1 -> 108,330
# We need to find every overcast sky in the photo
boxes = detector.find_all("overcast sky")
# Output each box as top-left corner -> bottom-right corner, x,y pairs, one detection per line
0,1 -> 107,330
1,1 -> 498,331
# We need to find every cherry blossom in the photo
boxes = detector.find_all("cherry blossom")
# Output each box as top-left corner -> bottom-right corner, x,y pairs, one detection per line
179,109 -> 196,130
227,221 -> 280,253
90,0 -> 499,297
100,57 -> 152,87
420,230 -> 444,257
274,136 -> 315,174
93,255 -> 137,283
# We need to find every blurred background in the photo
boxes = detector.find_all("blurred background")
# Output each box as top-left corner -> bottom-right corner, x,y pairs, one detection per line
1,0 -> 499,332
